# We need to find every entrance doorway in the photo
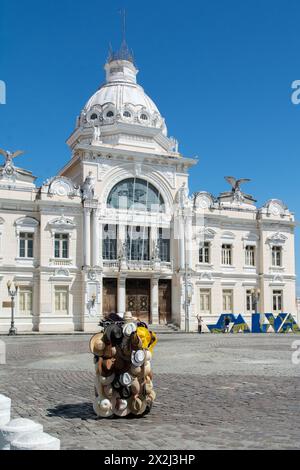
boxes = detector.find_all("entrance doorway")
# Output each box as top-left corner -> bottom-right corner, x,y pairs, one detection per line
103,278 -> 117,318
159,280 -> 172,324
126,279 -> 150,323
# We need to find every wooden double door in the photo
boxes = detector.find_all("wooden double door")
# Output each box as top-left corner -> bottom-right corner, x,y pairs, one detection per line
126,279 -> 150,323
102,278 -> 172,324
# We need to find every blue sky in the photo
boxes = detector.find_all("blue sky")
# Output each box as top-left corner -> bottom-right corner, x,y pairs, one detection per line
0,0 -> 299,292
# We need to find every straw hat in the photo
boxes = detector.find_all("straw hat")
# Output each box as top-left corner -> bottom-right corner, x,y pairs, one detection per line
112,395 -> 130,417
103,344 -> 117,359
128,395 -> 147,415
124,311 -> 137,324
94,375 -> 105,398
131,377 -> 141,396
89,332 -> 106,356
93,398 -> 113,418
129,365 -> 142,376
145,350 -> 152,362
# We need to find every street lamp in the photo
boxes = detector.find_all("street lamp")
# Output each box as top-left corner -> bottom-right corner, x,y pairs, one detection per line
251,288 -> 262,327
7,280 -> 18,336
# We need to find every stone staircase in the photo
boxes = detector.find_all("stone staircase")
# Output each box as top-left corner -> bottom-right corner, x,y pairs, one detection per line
149,323 -> 181,334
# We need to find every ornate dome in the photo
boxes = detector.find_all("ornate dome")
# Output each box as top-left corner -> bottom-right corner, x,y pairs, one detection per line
79,42 -> 167,136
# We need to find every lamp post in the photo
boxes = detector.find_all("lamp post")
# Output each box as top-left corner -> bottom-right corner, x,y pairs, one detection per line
7,281 -> 18,336
251,287 -> 261,324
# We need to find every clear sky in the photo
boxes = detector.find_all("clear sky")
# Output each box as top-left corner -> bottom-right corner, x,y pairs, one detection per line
0,0 -> 299,292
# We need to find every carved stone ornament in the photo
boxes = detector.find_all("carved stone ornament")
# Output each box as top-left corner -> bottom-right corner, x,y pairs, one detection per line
48,177 -> 80,197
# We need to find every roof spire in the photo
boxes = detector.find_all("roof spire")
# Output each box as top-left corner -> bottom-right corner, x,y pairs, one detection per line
107,9 -> 135,64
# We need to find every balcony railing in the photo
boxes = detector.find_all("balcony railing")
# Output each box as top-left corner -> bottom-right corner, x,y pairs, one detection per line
103,259 -> 173,271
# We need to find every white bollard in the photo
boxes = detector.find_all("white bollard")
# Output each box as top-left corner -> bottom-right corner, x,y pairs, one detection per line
11,431 -> 60,450
0,418 -> 43,450
0,394 -> 11,426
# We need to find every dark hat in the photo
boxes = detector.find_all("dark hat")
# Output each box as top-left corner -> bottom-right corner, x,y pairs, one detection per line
119,386 -> 131,399
103,324 -> 123,346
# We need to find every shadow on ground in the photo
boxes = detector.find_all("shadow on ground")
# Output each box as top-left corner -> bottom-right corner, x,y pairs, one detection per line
47,402 -> 95,420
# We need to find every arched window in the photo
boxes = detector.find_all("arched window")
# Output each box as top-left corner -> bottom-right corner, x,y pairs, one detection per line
107,178 -> 165,212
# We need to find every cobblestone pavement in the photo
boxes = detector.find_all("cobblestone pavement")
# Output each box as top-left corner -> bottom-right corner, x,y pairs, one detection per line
0,333 -> 299,450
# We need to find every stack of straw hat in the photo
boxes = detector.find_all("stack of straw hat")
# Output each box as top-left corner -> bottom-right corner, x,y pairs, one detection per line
90,312 -> 157,418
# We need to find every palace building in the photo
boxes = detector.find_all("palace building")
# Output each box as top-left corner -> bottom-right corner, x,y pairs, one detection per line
0,42 -> 297,332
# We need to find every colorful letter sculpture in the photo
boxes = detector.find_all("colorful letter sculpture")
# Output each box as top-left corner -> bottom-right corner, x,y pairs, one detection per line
207,313 -> 300,334
90,312 -> 157,418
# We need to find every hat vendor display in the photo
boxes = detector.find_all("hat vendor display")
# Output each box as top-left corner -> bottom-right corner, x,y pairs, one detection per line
90,313 -> 157,418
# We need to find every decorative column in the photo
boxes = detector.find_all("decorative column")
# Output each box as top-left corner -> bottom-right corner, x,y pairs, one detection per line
179,216 -> 185,271
92,209 -> 100,267
117,276 -> 126,315
151,277 -> 159,325
83,208 -> 91,267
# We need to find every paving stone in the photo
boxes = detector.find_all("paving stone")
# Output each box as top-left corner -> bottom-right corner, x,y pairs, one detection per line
0,334 -> 299,449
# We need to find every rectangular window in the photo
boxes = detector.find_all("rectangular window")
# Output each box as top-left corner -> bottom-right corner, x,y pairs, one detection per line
19,233 -> 34,258
126,226 -> 150,261
158,228 -> 170,262
199,242 -> 210,264
102,225 -> 117,260
273,290 -> 283,313
54,234 -> 69,259
246,290 -> 253,312
245,245 -> 255,266
19,287 -> 33,314
200,289 -> 211,314
223,289 -> 233,313
55,286 -> 68,314
272,246 -> 282,267
222,244 -> 232,265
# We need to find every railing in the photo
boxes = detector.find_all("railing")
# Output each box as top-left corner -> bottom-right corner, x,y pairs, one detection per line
103,259 -> 173,271
50,258 -> 73,267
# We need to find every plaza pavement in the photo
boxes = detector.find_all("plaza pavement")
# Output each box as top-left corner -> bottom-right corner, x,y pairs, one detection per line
0,333 -> 299,450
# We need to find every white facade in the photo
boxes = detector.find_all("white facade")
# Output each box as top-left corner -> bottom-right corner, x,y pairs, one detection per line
0,44 -> 297,332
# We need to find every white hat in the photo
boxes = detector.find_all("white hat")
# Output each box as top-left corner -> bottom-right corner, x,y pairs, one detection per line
119,372 -> 132,387
93,398 -> 113,418
131,349 -> 145,368
123,322 -> 137,337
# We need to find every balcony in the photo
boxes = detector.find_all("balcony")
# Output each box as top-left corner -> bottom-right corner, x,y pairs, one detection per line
50,258 -> 73,267
103,259 -> 173,272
